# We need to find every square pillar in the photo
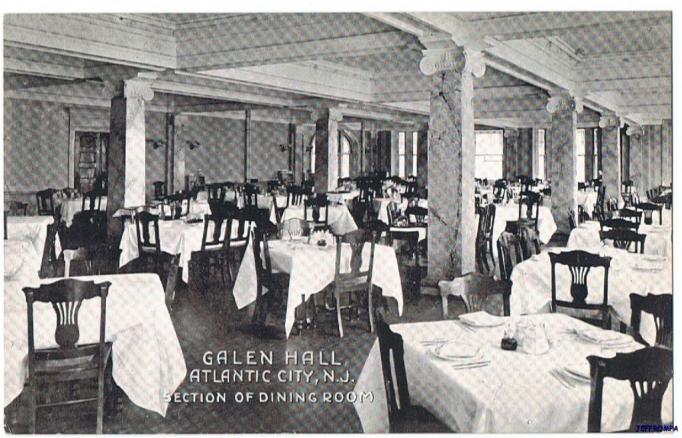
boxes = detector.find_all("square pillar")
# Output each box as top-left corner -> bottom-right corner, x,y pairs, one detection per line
313,108 -> 342,193
598,115 -> 622,202
627,125 -> 645,196
503,129 -> 519,179
661,119 -> 672,185
106,78 -> 154,241
584,128 -> 595,181
405,131 -> 414,177
547,92 -> 579,234
416,130 -> 428,187
423,47 -> 480,282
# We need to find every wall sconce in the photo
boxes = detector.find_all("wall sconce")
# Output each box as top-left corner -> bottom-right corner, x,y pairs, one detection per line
187,140 -> 201,150
146,138 -> 166,149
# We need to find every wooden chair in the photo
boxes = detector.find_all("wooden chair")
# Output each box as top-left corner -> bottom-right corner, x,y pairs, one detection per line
199,211 -> 236,285
599,229 -> 646,253
68,210 -> 107,248
9,200 -> 28,216
82,191 -> 103,212
476,204 -> 496,275
517,191 -> 541,230
243,184 -> 259,208
22,279 -> 113,434
271,193 -> 288,224
386,228 -> 421,300
549,250 -> 612,329
497,231 -> 524,284
404,206 -> 428,226
568,208 -> 577,230
630,293 -> 672,348
621,180 -> 634,207
635,202 -> 663,226
304,194 -> 330,232
38,222 -> 60,278
376,313 -> 450,433
287,185 -> 305,206
617,208 -> 642,225
63,243 -> 120,277
587,347 -> 672,432
134,211 -> 167,274
206,183 -> 226,202
318,229 -> 378,337
152,181 -> 166,200
599,218 -> 640,232
492,179 -> 508,203
36,189 -> 56,216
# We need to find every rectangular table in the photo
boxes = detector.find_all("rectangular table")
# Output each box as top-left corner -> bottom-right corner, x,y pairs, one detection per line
6,215 -> 62,257
483,203 -> 557,245
353,314 -> 671,433
271,204 -> 358,235
119,218 -> 247,283
232,239 -> 404,338
568,220 -> 672,257
510,246 -> 672,345
57,196 -> 109,227
4,273 -> 186,417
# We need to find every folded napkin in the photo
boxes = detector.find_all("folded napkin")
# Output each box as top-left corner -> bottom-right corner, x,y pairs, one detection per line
576,328 -> 632,347
459,311 -> 505,327
434,341 -> 480,359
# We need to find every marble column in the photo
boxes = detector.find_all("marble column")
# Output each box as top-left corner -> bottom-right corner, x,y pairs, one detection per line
405,131 -> 415,177
584,128 -> 594,181
598,115 -> 622,202
423,47 -> 483,282
416,130 -> 428,187
170,114 -> 187,194
503,128 -> 519,179
661,119 -> 672,186
547,92 -> 580,234
647,125 -> 662,188
313,108 -> 342,193
627,125 -> 645,196
106,77 -> 154,241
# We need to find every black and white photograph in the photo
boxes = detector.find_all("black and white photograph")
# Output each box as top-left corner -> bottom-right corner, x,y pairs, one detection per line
1,4 -> 676,434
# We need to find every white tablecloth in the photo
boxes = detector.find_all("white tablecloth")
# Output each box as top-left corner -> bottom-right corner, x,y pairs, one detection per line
271,205 -> 358,235
375,198 -> 428,225
479,203 -> 557,245
327,190 -> 360,205
4,273 -> 186,417
119,218 -> 246,283
568,221 -> 672,257
510,246 -> 672,345
6,215 -> 62,257
4,238 -> 41,283
353,314 -> 671,433
232,239 -> 404,338
577,190 -> 598,218
58,196 -> 109,227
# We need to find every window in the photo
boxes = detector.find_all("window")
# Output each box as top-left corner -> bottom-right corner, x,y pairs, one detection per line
576,128 -> 586,182
398,132 -> 406,178
475,130 -> 504,180
339,133 -> 351,178
593,129 -> 600,179
537,129 -> 546,180
412,132 -> 418,176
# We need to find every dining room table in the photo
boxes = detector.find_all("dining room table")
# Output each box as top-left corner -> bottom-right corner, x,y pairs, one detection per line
232,236 -> 404,338
5,215 -> 62,257
270,204 -> 358,235
478,202 -> 557,245
326,190 -> 361,205
4,273 -> 186,417
4,238 -> 42,283
57,196 -> 109,227
352,313 -> 672,433
118,216 -> 248,283
567,220 -> 672,257
577,190 -> 599,218
509,245 -> 672,345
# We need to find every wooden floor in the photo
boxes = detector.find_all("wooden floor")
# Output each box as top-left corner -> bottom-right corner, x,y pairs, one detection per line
5,244 -> 518,434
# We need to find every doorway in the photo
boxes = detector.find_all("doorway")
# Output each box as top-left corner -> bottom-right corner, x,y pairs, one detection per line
75,131 -> 109,193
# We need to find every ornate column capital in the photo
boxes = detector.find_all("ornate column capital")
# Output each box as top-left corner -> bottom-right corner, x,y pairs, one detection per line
310,108 -> 343,123
598,114 -> 623,129
419,46 -> 486,78
124,78 -> 155,102
546,90 -> 583,116
626,125 -> 643,138
503,128 -> 519,139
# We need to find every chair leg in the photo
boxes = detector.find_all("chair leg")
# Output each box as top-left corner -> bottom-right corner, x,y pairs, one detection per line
28,383 -> 37,434
335,292 -> 344,338
367,289 -> 375,333
441,295 -> 449,317
97,373 -> 105,433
